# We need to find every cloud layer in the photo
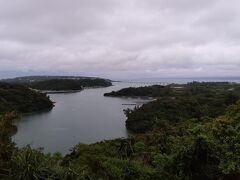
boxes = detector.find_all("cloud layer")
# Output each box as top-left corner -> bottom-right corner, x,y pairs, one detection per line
0,0 -> 240,79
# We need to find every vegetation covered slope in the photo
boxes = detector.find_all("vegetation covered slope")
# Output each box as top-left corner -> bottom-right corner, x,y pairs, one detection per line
2,76 -> 112,91
26,78 -> 112,91
2,75 -> 111,83
125,93 -> 239,133
106,82 -> 240,132
104,85 -> 167,97
104,82 -> 240,97
0,82 -> 53,114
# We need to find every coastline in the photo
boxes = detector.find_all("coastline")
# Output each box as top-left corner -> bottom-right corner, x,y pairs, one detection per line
40,85 -> 113,94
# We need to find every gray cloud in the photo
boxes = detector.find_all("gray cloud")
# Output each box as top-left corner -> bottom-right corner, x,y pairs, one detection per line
0,0 -> 240,79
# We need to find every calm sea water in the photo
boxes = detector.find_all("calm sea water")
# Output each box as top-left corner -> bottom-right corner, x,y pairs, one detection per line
12,82 -> 155,154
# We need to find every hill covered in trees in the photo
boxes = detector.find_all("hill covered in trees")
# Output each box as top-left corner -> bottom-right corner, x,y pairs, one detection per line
104,85 -> 167,97
2,76 -> 112,91
0,82 -> 53,114
104,82 -> 240,97
105,82 -> 240,132
0,82 -> 240,179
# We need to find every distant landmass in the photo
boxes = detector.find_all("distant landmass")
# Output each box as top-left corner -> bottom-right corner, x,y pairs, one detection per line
121,76 -> 240,83
1,76 -> 112,91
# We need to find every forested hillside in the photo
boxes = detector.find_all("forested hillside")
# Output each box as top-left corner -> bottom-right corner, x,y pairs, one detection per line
106,82 -> 240,132
2,76 -> 112,91
0,82 -> 53,114
104,82 -> 240,97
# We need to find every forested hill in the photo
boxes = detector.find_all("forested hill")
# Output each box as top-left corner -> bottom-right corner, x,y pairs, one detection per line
1,76 -> 112,83
105,82 -> 240,133
104,85 -> 166,97
0,82 -> 53,114
1,76 -> 112,91
104,81 -> 240,97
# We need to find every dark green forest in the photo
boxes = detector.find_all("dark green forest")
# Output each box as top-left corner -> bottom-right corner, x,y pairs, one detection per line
0,82 -> 53,114
2,76 -> 112,91
0,82 -> 240,179
123,82 -> 240,133
104,82 -> 240,98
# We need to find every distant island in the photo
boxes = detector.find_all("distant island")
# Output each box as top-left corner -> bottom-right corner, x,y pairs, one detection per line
2,76 -> 112,91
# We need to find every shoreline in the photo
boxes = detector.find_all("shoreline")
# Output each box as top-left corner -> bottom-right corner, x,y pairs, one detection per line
40,85 -> 113,94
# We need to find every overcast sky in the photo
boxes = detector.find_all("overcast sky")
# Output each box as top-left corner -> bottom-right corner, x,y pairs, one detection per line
0,0 -> 240,79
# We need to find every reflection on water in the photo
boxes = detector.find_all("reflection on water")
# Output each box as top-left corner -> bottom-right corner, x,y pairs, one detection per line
12,82 -> 153,154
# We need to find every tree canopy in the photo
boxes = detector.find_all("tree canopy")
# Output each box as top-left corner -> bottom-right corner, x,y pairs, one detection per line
2,76 -> 112,91
0,82 -> 53,114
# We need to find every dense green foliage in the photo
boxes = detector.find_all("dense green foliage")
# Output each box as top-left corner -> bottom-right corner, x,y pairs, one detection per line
2,76 -> 112,91
0,82 -> 53,114
125,94 -> 239,133
0,82 -> 240,179
104,82 -> 240,97
2,75 -> 111,83
25,79 -> 112,91
104,85 -> 167,97
107,82 -> 240,133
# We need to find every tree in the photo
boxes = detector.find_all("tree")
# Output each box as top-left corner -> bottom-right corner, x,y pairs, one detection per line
0,112 -> 17,178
